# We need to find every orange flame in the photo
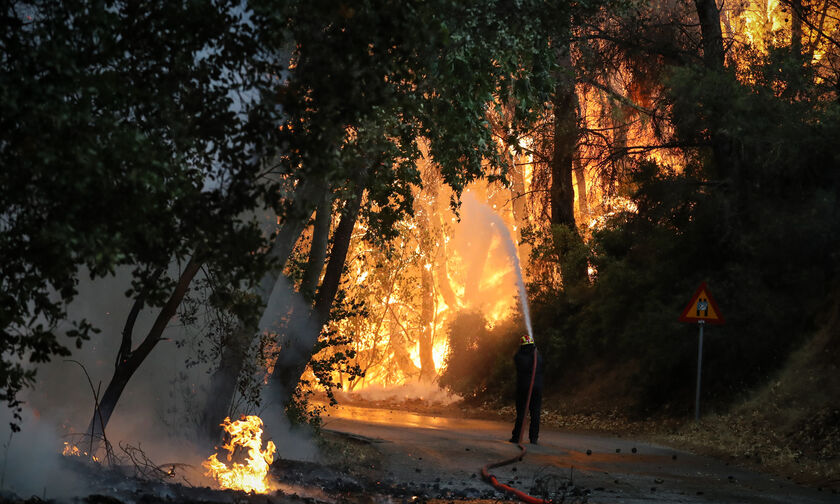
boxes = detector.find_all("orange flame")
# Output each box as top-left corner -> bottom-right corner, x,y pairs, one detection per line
203,416 -> 276,494
62,441 -> 81,457
61,441 -> 99,462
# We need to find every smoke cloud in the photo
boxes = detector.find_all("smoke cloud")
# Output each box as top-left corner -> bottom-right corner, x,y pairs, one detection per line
0,406 -> 91,499
2,264 -> 321,498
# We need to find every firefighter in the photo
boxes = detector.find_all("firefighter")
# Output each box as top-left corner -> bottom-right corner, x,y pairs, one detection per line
510,333 -> 544,445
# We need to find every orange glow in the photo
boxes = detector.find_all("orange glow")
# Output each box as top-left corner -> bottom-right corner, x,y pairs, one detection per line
61,441 -> 99,463
62,441 -> 82,457
720,0 -> 839,82
299,0 -> 839,397
203,416 -> 276,494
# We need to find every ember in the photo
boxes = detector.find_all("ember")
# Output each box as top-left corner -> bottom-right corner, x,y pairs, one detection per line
61,441 -> 99,462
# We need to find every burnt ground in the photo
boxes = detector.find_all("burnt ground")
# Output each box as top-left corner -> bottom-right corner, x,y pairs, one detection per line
2,403 -> 838,504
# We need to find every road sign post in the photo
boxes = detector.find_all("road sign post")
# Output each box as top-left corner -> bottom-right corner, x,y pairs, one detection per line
679,282 -> 724,422
695,321 -> 704,421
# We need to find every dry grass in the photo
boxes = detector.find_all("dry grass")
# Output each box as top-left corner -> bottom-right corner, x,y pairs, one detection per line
655,321 -> 840,489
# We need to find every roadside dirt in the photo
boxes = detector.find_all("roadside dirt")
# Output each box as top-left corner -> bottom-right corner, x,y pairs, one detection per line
333,391 -> 840,494
317,403 -> 838,504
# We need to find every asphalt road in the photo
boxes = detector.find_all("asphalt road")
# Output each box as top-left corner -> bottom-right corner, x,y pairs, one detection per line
321,404 -> 837,504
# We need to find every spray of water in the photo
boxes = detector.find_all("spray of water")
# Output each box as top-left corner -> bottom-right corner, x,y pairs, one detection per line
463,193 -> 533,340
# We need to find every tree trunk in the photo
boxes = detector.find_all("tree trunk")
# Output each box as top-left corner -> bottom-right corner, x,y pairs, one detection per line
433,236 -> 458,309
418,259 -> 436,381
693,0 -> 725,69
200,178 -> 324,441
693,0 -> 743,193
430,191 -> 458,309
257,178 -> 326,298
269,182 -> 365,412
301,193 -> 332,302
550,42 -> 588,285
416,185 -> 437,381
805,1 -> 830,64
791,0 -> 803,60
510,157 -> 532,270
89,258 -> 200,443
550,44 -> 578,230
573,158 -> 589,219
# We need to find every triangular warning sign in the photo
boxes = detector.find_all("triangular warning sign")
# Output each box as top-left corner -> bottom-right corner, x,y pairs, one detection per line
679,282 -> 725,324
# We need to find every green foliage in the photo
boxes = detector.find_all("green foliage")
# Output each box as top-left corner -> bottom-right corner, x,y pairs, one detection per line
285,285 -> 366,428
285,388 -> 325,431
249,0 -> 591,415
1,0 -> 280,423
258,0 -> 564,234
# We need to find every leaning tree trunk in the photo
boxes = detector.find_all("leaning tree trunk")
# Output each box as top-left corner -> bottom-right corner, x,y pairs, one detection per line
200,178 -> 325,441
300,193 -> 332,302
89,258 -> 200,444
269,181 -> 365,412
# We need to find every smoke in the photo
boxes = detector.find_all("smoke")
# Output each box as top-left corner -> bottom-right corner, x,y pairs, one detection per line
336,382 -> 457,405
254,273 -> 321,463
0,268 -> 215,492
0,406 -> 91,499
0,189 -> 533,499
26,267 -> 214,439
0,264 -> 317,498
254,403 -> 318,464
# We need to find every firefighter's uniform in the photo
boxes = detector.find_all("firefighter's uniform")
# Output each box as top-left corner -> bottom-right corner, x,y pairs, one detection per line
510,336 -> 543,444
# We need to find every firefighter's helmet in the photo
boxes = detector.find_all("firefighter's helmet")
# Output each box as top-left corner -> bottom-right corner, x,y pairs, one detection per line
520,334 -> 534,345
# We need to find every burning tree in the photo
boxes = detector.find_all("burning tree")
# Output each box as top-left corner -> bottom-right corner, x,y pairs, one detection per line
1,0 -> 571,442
4,0 -> 837,474
198,0 -> 581,432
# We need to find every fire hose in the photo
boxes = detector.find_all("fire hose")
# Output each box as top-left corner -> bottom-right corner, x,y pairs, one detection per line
480,346 -> 550,504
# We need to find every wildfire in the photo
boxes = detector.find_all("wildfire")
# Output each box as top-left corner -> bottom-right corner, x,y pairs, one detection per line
61,441 -> 99,462
203,415 -> 276,494
301,0 -> 840,396
62,441 -> 81,457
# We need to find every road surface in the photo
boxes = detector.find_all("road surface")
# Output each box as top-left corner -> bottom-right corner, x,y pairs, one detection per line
320,404 -> 836,503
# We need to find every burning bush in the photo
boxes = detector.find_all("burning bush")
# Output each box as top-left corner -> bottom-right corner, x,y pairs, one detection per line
438,311 -> 520,401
